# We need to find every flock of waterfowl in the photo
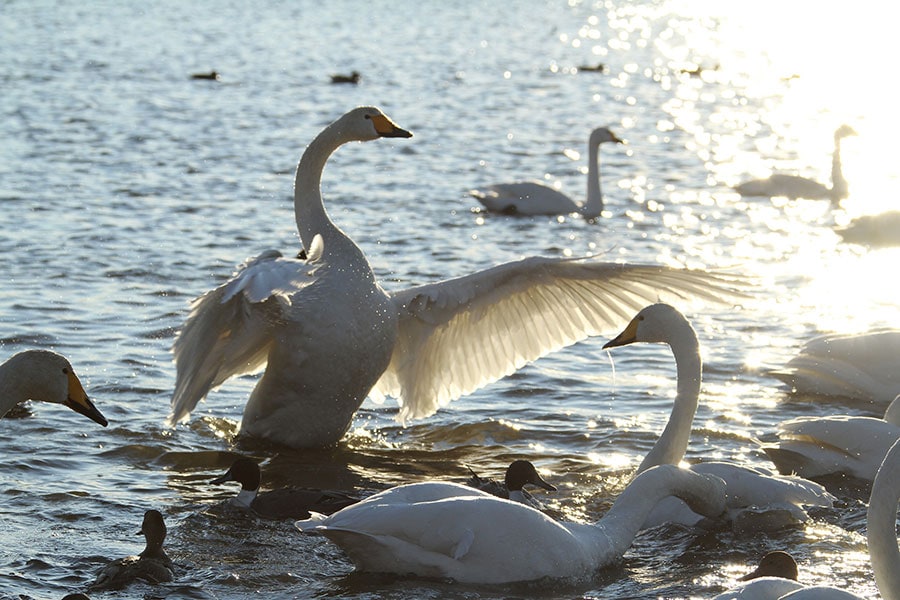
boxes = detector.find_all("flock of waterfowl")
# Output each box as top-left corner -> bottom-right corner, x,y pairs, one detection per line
4,106 -> 899,597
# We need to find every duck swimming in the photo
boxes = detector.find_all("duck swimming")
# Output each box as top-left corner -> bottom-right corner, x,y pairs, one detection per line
0,350 -> 107,426
90,510 -> 174,591
603,304 -> 834,529
296,463 -> 726,584
211,457 -> 360,519
712,551 -> 804,599
170,106 -> 743,449
466,459 -> 556,509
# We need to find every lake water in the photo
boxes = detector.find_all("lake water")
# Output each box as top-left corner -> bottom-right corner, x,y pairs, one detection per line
1,1 -> 897,598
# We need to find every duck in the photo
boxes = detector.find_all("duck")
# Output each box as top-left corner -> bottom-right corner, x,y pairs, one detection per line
169,106 -> 743,449
0,350 -> 107,426
769,329 -> 900,406
836,210 -> 900,247
468,126 -> 623,218
295,463 -> 726,584
602,304 -> 834,529
89,510 -> 174,591
711,551 -> 805,599
210,457 -> 360,519
190,70 -> 220,81
465,459 -> 556,509
763,394 -> 900,482
734,125 -> 857,202
330,70 -> 360,84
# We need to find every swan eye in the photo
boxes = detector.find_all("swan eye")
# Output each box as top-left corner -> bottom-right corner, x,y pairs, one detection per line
364,114 -> 371,120
62,367 -> 69,375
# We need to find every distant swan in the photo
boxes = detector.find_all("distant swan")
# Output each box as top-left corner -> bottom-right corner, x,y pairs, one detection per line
603,304 -> 834,529
469,126 -> 623,218
296,464 -> 726,584
734,125 -> 857,202
836,210 -> 900,247
763,394 -> 900,482
0,350 -> 107,426
170,106 -> 743,449
770,329 -> 900,406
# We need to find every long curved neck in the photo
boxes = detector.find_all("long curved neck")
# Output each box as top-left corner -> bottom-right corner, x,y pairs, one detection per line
580,137 -> 603,218
868,441 -> 900,600
829,135 -> 848,201
636,326 -> 702,474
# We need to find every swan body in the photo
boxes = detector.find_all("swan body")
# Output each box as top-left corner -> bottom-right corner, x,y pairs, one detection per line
603,304 -> 834,529
465,459 -> 556,508
764,395 -> 900,481
170,106 -> 744,448
469,126 -> 623,218
90,510 -> 174,590
296,464 -> 726,584
210,457 -> 360,519
0,350 -> 107,426
837,210 -> 900,247
770,329 -> 900,406
734,125 -> 857,202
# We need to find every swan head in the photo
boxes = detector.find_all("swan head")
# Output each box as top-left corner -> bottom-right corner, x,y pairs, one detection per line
602,303 -> 687,348
337,106 -> 412,142
6,350 -> 108,426
589,126 -> 624,147
834,124 -> 858,140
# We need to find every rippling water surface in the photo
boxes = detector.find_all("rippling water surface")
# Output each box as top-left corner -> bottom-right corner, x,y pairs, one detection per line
1,1 -> 897,598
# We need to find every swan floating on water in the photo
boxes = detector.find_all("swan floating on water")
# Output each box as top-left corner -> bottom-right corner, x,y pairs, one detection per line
465,459 -> 556,509
170,106 -> 744,448
89,510 -> 174,591
296,464 -> 726,584
763,394 -> 900,482
469,126 -> 623,218
603,304 -> 834,529
734,125 -> 857,202
836,210 -> 900,247
770,329 -> 900,406
0,350 -> 108,426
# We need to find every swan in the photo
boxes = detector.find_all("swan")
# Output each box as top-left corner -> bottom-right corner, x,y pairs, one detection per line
468,126 -> 623,218
295,464 -> 726,584
836,210 -> 900,247
763,394 -> 900,482
0,350 -> 108,426
465,459 -> 556,509
769,329 -> 900,406
712,551 -> 804,599
170,106 -> 744,449
210,457 -> 360,519
603,304 -> 834,529
90,510 -> 174,590
734,125 -> 857,202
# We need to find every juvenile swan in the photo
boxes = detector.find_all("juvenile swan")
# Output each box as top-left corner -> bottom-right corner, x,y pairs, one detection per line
171,107 -> 742,448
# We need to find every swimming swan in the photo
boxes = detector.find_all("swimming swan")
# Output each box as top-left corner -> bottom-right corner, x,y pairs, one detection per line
837,210 -> 900,247
170,106 -> 744,448
0,350 -> 107,426
734,125 -> 857,202
296,464 -> 726,584
763,394 -> 900,482
469,126 -> 623,218
603,304 -> 834,529
770,329 -> 900,407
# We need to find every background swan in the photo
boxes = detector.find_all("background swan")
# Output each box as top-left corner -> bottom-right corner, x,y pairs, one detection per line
770,329 -> 900,406
0,349 -> 108,426
170,107 -> 744,448
468,126 -> 622,218
763,394 -> 900,482
734,125 -> 857,202
603,304 -> 833,529
836,210 -> 900,247
296,464 -> 726,584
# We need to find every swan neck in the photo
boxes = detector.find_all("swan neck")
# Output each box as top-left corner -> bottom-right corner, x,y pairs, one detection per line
830,136 -> 848,201
636,329 -> 702,474
0,355 -> 37,417
581,137 -> 603,218
293,124 -> 344,248
868,442 -> 900,600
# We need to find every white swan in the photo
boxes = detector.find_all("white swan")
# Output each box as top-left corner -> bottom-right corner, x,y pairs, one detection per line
170,106 -> 744,448
770,329 -> 900,406
0,350 -> 108,426
734,125 -> 857,202
603,304 -> 834,529
295,464 -> 726,584
837,210 -> 900,247
468,126 -> 623,218
763,394 -> 900,482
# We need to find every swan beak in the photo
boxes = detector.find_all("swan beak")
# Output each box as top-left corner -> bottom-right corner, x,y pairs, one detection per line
63,370 -> 109,427
603,317 -> 639,349
371,114 -> 413,139
611,132 -> 625,144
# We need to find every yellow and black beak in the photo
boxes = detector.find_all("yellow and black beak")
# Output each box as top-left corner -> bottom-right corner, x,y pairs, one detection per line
602,316 -> 640,350
371,114 -> 413,139
63,369 -> 108,427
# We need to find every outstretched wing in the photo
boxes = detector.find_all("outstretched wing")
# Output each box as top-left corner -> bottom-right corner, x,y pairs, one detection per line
373,256 -> 745,422
169,244 -> 321,424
